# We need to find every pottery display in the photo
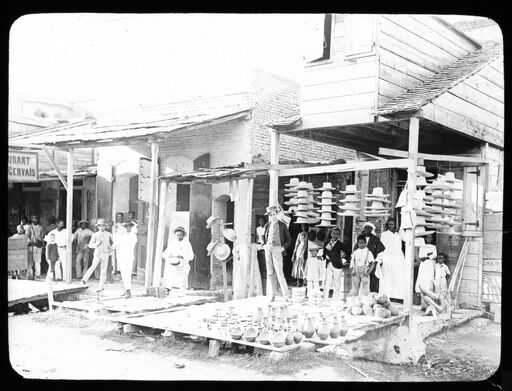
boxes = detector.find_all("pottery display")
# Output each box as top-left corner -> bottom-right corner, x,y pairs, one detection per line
285,328 -> 294,345
270,331 -> 287,348
257,330 -> 272,345
230,326 -> 243,340
339,315 -> 348,337
243,327 -> 257,342
330,316 -> 341,339
317,318 -> 330,340
303,317 -> 315,338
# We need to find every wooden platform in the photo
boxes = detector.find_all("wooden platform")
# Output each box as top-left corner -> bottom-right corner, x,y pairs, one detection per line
8,279 -> 88,307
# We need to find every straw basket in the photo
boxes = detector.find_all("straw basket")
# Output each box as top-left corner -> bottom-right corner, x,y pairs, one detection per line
291,287 -> 306,304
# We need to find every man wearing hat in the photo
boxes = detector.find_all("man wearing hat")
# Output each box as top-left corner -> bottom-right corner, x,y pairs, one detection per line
262,205 -> 292,300
162,226 -> 194,291
114,222 -> 138,298
354,222 -> 386,293
72,220 -> 93,280
81,218 -> 114,290
46,220 -> 69,281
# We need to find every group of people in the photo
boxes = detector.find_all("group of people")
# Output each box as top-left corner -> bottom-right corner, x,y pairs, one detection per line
258,205 -> 451,311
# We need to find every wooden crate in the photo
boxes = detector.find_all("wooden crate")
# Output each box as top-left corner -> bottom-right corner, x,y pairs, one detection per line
8,237 -> 29,272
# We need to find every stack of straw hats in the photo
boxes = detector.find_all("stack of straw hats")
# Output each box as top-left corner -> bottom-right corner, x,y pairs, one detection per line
294,181 -> 320,225
416,165 -> 434,187
315,182 -> 338,228
400,190 -> 436,247
337,184 -> 362,217
283,177 -> 300,214
364,187 -> 391,218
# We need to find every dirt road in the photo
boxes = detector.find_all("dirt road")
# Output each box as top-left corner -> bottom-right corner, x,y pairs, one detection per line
8,310 -> 501,382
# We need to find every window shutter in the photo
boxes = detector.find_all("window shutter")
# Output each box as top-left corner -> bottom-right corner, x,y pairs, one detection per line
345,14 -> 375,57
302,14 -> 326,62
463,167 -> 484,233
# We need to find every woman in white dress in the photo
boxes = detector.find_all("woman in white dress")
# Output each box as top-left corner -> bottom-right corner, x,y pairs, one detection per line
378,218 -> 407,301
162,227 -> 194,291
291,224 -> 308,286
415,233 -> 437,310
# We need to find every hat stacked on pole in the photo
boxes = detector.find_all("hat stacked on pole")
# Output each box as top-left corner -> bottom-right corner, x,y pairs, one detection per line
415,165 -> 434,187
294,181 -> 319,225
337,184 -> 362,217
283,177 -> 300,215
314,182 -> 338,228
426,172 -> 463,236
364,187 -> 391,218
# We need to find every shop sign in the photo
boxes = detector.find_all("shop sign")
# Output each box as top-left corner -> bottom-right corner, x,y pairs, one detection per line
8,150 -> 38,182
138,157 -> 151,202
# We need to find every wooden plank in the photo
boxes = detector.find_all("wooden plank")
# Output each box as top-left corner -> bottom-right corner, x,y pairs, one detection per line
303,77 -> 375,102
380,16 -> 458,65
483,259 -> 501,273
302,93 -> 375,116
144,142 -> 159,289
488,58 -> 503,74
421,103 -> 503,148
300,109 -> 375,130
379,63 -> 423,91
378,78 -> 408,99
65,148 -> 74,284
458,279 -> 478,293
483,243 -> 502,260
378,147 -> 488,164
269,130 -> 280,206
457,292 -> 479,306
42,148 -> 68,190
467,240 -> 481,255
380,49 -> 436,83
451,82 -> 504,118
478,63 -> 505,88
483,230 -> 502,246
303,57 -> 376,87
465,73 -> 504,103
484,213 -> 503,231
460,265 -> 479,281
152,181 -> 168,287
463,253 -> 479,268
481,272 -> 501,303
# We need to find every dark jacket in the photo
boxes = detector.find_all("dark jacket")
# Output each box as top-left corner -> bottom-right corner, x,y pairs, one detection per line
324,240 -> 351,269
263,220 -> 292,255
353,234 -> 386,260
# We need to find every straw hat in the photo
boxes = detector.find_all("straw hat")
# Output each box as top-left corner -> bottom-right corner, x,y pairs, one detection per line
206,241 -> 219,256
284,178 -> 300,187
416,176 -> 428,186
366,187 -> 390,198
337,210 -> 360,217
121,221 -> 134,228
414,216 -> 428,226
222,228 -> 237,242
424,183 -> 453,193
296,190 -> 309,198
96,218 -> 107,227
414,226 -> 435,237
295,217 -> 313,225
340,184 -> 361,194
284,198 -> 298,206
294,182 -> 314,191
426,216 -> 449,224
294,211 -> 310,218
206,216 -> 221,229
297,203 -> 316,211
318,191 -> 336,199
437,226 -> 462,236
284,192 -> 298,198
442,172 -> 457,182
364,212 -> 390,217
339,193 -> 362,202
316,182 -> 336,191
212,243 -> 231,261
416,166 -> 434,177
316,221 -> 337,228
78,219 -> 89,226
318,212 -> 337,221
316,199 -> 337,206
265,206 -> 280,215
320,204 -> 336,212
366,200 -> 390,210
338,204 -> 361,211
173,226 -> 187,236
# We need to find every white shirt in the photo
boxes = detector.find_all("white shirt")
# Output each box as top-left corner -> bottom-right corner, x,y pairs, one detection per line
47,228 -> 69,247
163,239 -> 194,264
113,223 -> 127,241
256,226 -> 265,245
115,231 -> 138,261
434,263 -> 450,279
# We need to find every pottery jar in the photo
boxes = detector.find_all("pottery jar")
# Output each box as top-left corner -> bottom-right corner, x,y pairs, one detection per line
330,316 -> 341,339
318,318 -> 330,341
339,315 -> 348,337
303,317 -> 315,338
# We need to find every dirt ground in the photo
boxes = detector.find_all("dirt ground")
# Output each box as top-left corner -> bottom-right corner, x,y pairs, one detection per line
7,309 -> 501,382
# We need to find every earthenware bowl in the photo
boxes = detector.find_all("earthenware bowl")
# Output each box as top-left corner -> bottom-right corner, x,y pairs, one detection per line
243,327 -> 257,342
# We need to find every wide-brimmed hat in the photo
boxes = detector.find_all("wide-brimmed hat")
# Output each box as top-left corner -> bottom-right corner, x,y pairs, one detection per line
339,193 -> 362,202
338,204 -> 361,211
206,241 -> 219,256
284,192 -> 298,198
295,217 -> 317,225
206,216 -> 221,229
337,210 -> 360,217
441,172 -> 457,183
121,222 -> 134,227
424,183 -> 453,192
316,221 -> 337,228
173,226 -> 187,236
265,205 -> 280,215
296,190 -> 309,198
316,182 -> 336,191
78,220 -> 89,226
294,182 -> 313,191
416,176 -> 428,186
318,212 -> 337,221
284,198 -> 298,206
284,178 -> 300,188
316,199 -> 337,206
364,212 -> 390,218
212,243 -> 231,261
222,228 -> 237,242
416,166 -> 434,177
437,227 -> 462,236
414,237 -> 426,247
318,191 -> 336,199
96,218 -> 107,226
365,197 -> 392,204
340,184 -> 361,194
319,204 -> 336,212
365,200 -> 390,210
362,222 -> 376,230
430,189 -> 452,198
294,211 -> 311,218
366,187 -> 390,198
414,226 -> 435,237
297,203 -> 316,211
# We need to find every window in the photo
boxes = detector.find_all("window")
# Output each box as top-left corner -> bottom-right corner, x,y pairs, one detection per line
304,14 -> 333,63
345,14 -> 376,58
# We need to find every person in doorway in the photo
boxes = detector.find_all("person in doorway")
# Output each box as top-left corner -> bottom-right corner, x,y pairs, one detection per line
44,216 -> 58,236
47,220 -> 68,281
415,234 -> 437,311
162,227 -> 194,292
112,212 -> 127,275
323,227 -> 351,301
81,218 -> 113,291
354,222 -> 385,293
26,215 -> 44,279
378,218 -> 407,302
128,211 -> 138,235
256,217 -> 266,245
45,232 -> 59,281
73,220 -> 93,279
17,217 -> 29,234
114,222 -> 138,298
348,235 -> 376,299
291,224 -> 308,287
434,252 -> 451,292
262,205 -> 292,301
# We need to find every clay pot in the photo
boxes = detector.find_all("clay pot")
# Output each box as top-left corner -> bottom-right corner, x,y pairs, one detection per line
230,327 -> 243,340
254,307 -> 264,323
330,316 -> 341,339
271,331 -> 287,348
244,327 -> 257,342
317,319 -> 330,341
293,331 -> 304,344
257,330 -> 272,345
285,329 -> 294,345
303,317 -> 315,338
339,315 -> 348,337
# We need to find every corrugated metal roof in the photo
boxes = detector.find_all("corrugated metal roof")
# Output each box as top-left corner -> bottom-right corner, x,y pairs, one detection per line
375,41 -> 503,116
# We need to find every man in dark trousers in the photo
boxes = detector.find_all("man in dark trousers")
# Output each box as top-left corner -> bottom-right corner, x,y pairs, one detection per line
354,222 -> 385,293
263,205 -> 292,301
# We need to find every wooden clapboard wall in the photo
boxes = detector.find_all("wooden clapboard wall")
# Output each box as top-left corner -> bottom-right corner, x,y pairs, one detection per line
482,212 -> 502,304
378,15 -> 479,106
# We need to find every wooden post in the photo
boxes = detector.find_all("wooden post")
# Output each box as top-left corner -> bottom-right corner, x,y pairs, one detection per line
65,148 -> 74,284
405,117 -> 419,326
269,129 -> 280,206
145,142 -> 159,290
152,181 -> 168,287
219,217 -> 228,302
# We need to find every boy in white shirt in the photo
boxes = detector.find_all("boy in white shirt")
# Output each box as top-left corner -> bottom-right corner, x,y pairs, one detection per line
348,235 -> 376,299
434,252 -> 450,292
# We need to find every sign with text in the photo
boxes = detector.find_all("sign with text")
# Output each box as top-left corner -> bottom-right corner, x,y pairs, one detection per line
138,157 -> 151,203
8,150 -> 38,182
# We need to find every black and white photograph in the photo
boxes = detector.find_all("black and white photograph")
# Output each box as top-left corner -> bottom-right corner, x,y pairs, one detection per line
7,13 -> 504,382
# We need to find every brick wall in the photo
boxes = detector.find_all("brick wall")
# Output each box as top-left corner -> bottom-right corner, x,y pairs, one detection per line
250,70 -> 356,163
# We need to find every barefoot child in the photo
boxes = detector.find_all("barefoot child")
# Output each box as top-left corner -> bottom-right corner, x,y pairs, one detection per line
348,235 -> 375,299
304,242 -> 325,300
45,233 -> 58,281
434,252 -> 450,292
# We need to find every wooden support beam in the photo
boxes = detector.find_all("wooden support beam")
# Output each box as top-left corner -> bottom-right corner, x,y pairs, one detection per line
144,142 -> 159,290
269,130 -> 280,207
278,158 -> 410,177
152,181 -> 168,288
65,148 -> 74,284
405,117 -> 419,327
379,147 -> 489,164
42,148 -> 68,191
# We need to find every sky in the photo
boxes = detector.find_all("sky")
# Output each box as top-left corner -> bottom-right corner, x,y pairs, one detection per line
9,13 -> 308,114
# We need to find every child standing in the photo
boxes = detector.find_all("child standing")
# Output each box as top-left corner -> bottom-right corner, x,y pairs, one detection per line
434,253 -> 450,292
304,241 -> 325,300
45,233 -> 59,281
348,235 -> 375,299
415,234 -> 437,310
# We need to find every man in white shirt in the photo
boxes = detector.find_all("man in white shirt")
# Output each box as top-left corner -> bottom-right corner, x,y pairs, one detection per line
112,212 -> 127,274
73,220 -> 93,279
114,222 -> 138,298
47,220 -> 68,281
26,215 -> 45,279
128,211 -> 138,235
162,227 -> 194,291
81,218 -> 114,291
